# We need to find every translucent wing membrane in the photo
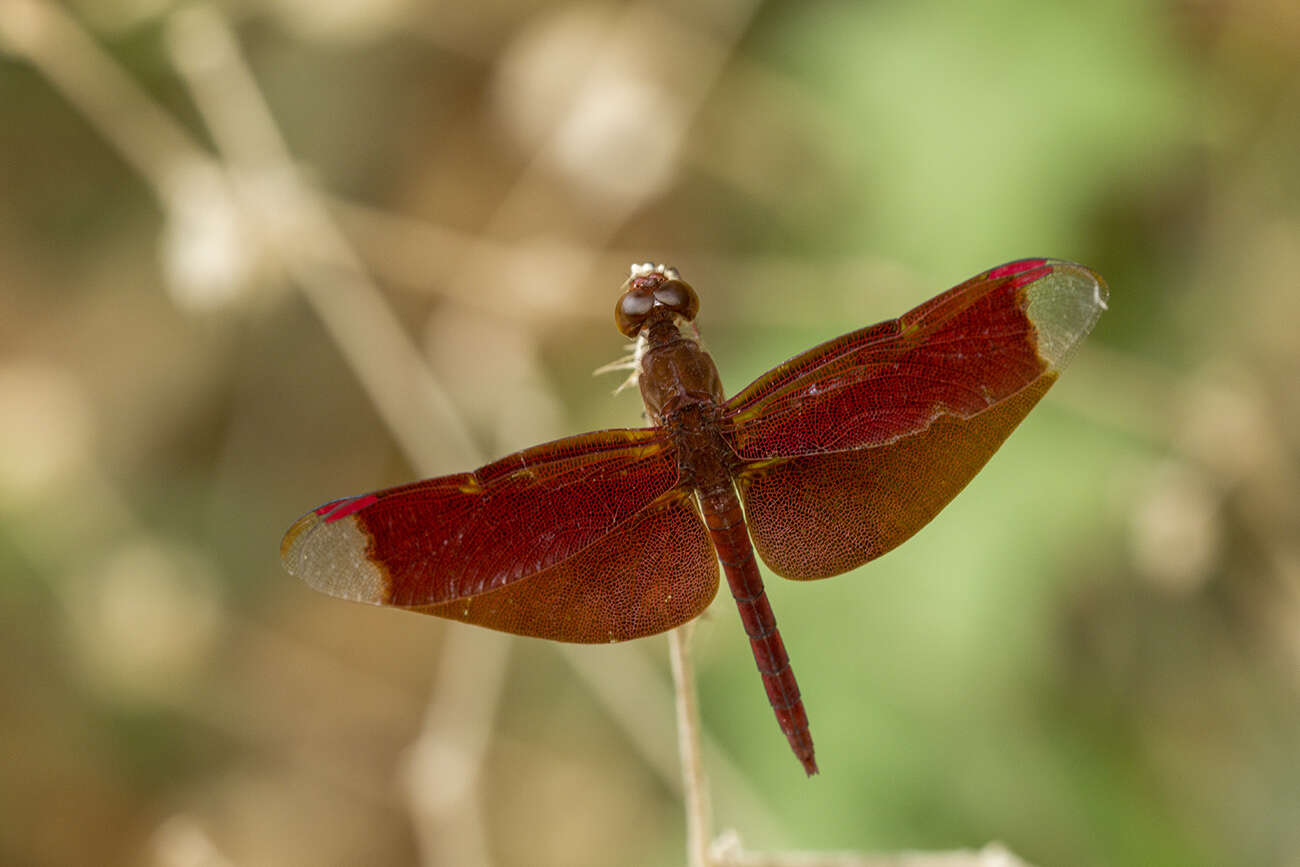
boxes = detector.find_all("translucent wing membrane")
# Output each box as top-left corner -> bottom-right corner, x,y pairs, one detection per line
723,259 -> 1107,580
281,429 -> 719,642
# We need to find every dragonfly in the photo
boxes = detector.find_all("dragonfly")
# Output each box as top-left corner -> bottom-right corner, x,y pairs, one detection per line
281,258 -> 1107,775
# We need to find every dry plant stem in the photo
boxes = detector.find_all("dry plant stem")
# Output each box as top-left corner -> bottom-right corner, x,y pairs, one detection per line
709,840 -> 1033,867
160,8 -> 505,866
558,642 -> 787,838
162,5 -> 478,479
0,0 -> 210,200
403,627 -> 509,867
670,623 -> 713,867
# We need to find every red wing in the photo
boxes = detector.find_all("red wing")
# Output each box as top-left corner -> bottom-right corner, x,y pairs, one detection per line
722,259 -> 1107,580
281,429 -> 719,643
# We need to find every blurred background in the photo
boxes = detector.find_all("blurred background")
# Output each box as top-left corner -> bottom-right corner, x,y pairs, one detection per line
2,0 -> 1299,865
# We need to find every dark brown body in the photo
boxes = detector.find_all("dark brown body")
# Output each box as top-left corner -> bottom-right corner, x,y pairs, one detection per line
637,312 -> 817,774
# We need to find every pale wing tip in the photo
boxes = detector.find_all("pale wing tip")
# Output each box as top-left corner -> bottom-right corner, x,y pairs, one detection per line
280,508 -> 387,604
1023,260 -> 1109,370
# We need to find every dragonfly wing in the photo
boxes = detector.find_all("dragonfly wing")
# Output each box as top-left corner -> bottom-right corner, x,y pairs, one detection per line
282,429 -> 719,642
722,259 -> 1106,580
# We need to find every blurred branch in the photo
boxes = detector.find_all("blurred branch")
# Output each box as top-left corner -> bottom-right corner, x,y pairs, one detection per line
331,197 -> 916,330
664,630 -> 1040,867
558,640 -> 786,837
710,836 -> 1034,867
399,626 -> 507,867
152,815 -> 237,867
671,624 -> 712,867
158,7 -> 503,867
162,5 -> 479,477
0,0 -> 213,202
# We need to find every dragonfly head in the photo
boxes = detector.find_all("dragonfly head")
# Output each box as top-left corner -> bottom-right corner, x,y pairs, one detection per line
615,263 -> 700,337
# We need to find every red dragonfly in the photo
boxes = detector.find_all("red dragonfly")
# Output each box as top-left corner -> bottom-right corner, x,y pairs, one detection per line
282,258 -> 1107,775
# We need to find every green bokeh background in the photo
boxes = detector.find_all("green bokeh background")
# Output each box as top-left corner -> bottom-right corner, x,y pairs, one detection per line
3,1 -> 1298,866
